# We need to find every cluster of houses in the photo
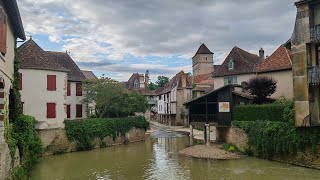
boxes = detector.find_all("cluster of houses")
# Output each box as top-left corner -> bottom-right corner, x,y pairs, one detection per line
0,0 -> 96,132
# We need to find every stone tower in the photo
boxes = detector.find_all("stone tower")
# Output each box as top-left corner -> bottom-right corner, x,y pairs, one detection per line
192,43 -> 214,77
145,70 -> 150,85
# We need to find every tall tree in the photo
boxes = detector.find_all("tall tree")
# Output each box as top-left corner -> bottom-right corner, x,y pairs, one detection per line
148,82 -> 158,90
156,76 -> 169,87
247,76 -> 277,104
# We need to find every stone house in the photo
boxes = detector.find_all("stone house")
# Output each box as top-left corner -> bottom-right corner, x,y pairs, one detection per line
291,0 -> 320,127
156,70 -> 192,126
212,45 -> 293,99
0,1 -> 25,179
18,39 -> 89,129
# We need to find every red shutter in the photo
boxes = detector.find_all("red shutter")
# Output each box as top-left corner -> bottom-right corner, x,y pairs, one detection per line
47,103 -> 56,118
67,82 -> 71,96
66,105 -> 71,118
0,9 -> 7,55
76,104 -> 82,118
19,73 -> 22,90
47,75 -> 56,91
76,83 -> 82,96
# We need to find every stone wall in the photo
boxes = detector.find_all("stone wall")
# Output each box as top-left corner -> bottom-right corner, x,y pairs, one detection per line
216,126 -> 248,152
38,127 -> 146,156
0,122 -> 12,180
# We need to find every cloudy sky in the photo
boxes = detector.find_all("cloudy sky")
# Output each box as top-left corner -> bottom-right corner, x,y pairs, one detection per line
17,0 -> 296,82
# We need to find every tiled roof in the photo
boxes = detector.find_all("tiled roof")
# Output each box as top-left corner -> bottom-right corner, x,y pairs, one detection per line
193,73 -> 214,85
46,51 -> 86,82
156,70 -> 192,95
255,45 -> 292,73
212,46 -> 260,77
81,70 -> 98,80
18,39 -> 69,72
124,73 -> 155,95
192,44 -> 213,58
2,0 -> 25,40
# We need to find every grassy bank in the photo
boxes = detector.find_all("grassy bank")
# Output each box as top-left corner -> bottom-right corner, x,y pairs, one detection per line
65,116 -> 149,150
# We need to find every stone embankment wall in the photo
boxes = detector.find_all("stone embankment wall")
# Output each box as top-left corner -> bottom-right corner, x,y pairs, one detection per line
0,122 -> 11,180
38,128 -> 146,156
217,126 -> 320,169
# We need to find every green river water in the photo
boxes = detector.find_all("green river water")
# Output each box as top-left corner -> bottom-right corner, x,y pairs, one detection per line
30,129 -> 320,180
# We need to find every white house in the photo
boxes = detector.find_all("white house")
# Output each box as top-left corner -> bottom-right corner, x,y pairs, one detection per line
18,39 -> 88,129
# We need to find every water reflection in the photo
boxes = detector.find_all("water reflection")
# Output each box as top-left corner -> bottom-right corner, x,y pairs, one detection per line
30,135 -> 320,180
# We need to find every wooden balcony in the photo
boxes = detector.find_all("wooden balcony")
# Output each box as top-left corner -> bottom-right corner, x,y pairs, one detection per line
310,24 -> 320,42
308,65 -> 320,85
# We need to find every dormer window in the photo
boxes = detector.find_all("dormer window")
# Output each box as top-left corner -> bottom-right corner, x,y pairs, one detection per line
134,79 -> 139,89
228,60 -> 234,70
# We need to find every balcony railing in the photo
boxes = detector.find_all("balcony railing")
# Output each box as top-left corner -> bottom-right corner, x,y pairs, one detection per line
189,114 -> 218,123
310,25 -> 320,42
308,65 -> 320,85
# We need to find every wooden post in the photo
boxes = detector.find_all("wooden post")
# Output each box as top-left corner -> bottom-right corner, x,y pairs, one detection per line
189,125 -> 193,146
205,124 -> 210,146
205,98 -> 208,123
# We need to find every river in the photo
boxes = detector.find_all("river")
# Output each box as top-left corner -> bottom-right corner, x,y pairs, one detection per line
30,126 -> 320,180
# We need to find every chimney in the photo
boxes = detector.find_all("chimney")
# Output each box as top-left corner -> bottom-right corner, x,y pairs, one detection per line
259,48 -> 265,60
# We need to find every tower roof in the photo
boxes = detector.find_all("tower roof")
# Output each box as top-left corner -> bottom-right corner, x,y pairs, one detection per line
193,43 -> 213,58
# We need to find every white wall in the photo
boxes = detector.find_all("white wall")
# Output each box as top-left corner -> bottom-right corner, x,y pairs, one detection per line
66,82 -> 87,119
19,69 -> 68,129
214,74 -> 255,89
258,70 -> 293,99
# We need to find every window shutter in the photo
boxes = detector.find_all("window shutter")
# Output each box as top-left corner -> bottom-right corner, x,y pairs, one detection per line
19,73 -> 22,90
47,75 -> 51,90
224,77 -> 228,85
0,8 -> 7,55
76,104 -> 82,118
66,105 -> 71,118
76,83 -> 82,96
47,75 -> 56,91
47,103 -> 56,118
52,75 -> 56,90
233,76 -> 238,84
67,82 -> 71,96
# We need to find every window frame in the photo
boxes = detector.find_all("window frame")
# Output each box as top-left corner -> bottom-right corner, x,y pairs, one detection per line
47,75 -> 57,91
46,103 -> 56,118
76,104 -> 83,118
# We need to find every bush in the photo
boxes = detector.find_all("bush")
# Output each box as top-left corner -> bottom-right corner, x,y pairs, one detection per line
233,103 -> 290,122
222,143 -> 239,152
65,116 -> 149,150
247,76 -> 277,104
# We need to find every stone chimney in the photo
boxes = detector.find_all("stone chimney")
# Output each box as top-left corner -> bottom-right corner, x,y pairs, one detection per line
259,48 -> 265,60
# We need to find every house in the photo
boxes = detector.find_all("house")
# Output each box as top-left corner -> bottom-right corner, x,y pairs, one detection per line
212,45 -> 293,99
156,70 -> 192,126
192,44 -> 216,98
0,0 -> 25,124
124,70 -> 157,118
81,70 -> 97,116
185,85 -> 254,127
82,70 -> 97,80
18,39 -> 88,129
291,0 -> 320,127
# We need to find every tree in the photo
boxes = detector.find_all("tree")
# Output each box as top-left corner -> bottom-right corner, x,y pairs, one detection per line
85,76 -> 148,118
148,82 -> 158,90
156,76 -> 169,87
247,76 -> 277,104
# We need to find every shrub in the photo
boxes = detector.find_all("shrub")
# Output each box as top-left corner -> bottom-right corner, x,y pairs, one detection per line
233,103 -> 290,122
247,76 -> 277,104
222,143 -> 239,152
65,116 -> 149,150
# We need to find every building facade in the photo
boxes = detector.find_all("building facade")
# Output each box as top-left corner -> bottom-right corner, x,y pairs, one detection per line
18,39 -> 88,129
156,71 -> 192,126
291,0 -> 320,127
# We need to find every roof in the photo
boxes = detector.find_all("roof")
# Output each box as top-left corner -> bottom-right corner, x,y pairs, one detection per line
192,44 -> 213,58
46,51 -> 86,82
18,39 -> 69,72
156,70 -> 192,95
193,73 -> 214,85
212,46 -> 260,77
2,0 -> 25,40
81,70 -> 97,80
233,91 -> 255,100
255,45 -> 292,73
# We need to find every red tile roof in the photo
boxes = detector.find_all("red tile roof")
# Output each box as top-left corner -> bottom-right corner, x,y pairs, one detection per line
192,43 -> 213,58
156,70 -> 192,95
255,45 -> 292,73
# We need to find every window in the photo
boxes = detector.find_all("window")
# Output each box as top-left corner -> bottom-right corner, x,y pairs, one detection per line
19,73 -> 22,90
47,103 -> 56,118
67,82 -> 71,96
224,76 -> 238,85
317,45 -> 320,65
76,83 -> 82,96
228,60 -> 234,70
0,8 -> 7,55
134,79 -> 139,89
47,75 -> 56,91
159,95 -> 161,100
66,105 -> 71,118
76,104 -> 82,118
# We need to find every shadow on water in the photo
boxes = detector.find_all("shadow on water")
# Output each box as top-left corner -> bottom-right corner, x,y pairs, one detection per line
30,126 -> 320,180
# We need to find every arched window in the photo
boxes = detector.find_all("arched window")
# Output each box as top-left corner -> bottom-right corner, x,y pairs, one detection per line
228,60 -> 234,70
134,79 -> 139,89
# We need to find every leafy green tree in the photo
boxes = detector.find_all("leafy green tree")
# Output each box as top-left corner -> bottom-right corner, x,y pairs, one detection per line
247,76 -> 277,104
148,82 -> 158,90
156,76 -> 169,87
86,76 -> 148,118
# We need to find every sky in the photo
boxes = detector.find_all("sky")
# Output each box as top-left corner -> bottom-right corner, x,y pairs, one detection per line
17,0 -> 297,82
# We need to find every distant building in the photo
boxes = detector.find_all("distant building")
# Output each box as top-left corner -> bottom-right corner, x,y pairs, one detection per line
81,70 -> 97,116
82,70 -> 98,80
291,0 -> 320,127
156,71 -> 192,126
18,39 -> 90,129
